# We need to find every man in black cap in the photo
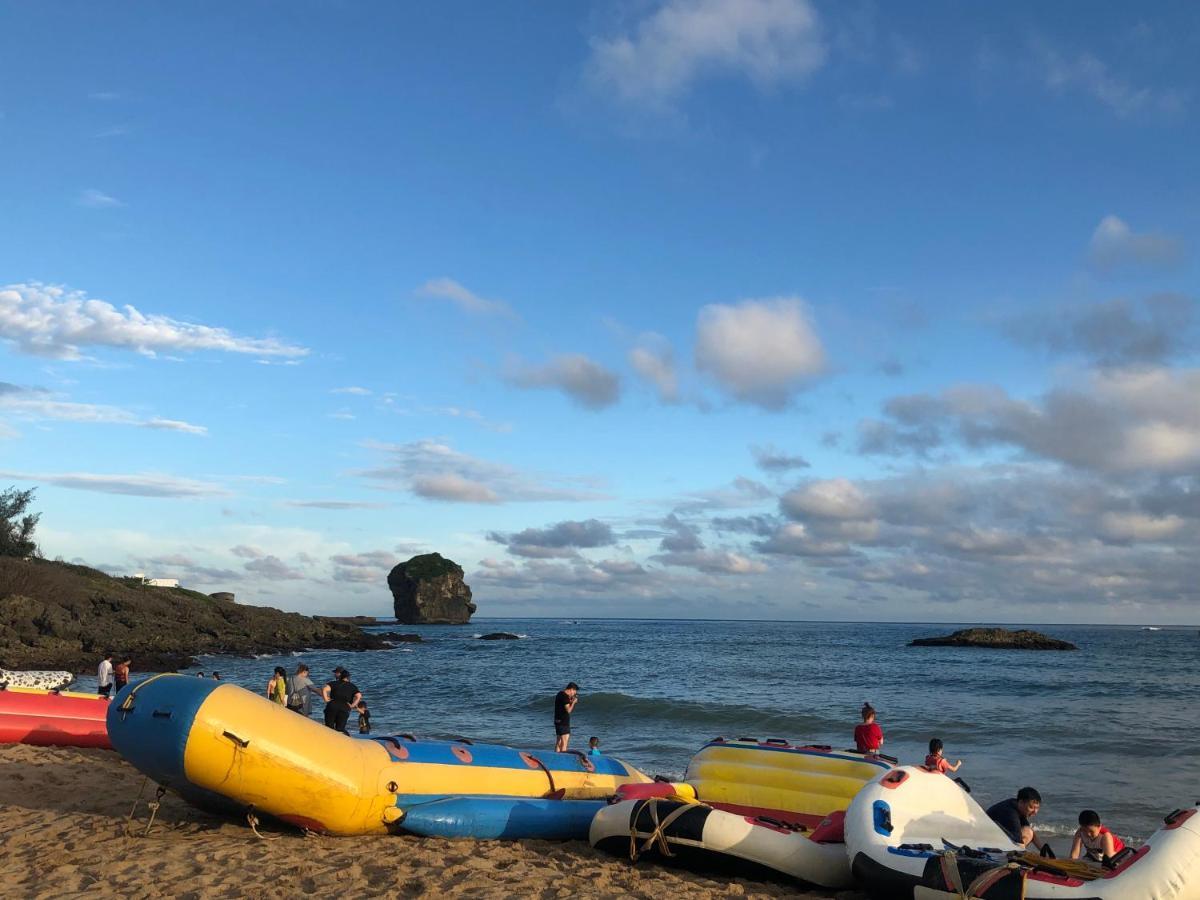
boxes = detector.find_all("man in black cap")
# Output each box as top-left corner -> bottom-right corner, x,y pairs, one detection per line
554,681 -> 579,752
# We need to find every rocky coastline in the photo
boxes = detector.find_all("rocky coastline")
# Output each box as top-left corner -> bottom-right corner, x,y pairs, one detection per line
0,558 -> 389,673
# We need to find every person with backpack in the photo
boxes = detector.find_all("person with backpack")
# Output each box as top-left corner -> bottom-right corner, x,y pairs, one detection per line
285,663 -> 320,716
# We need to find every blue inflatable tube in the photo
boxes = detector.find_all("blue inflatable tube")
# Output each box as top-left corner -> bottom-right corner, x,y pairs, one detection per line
397,796 -> 606,841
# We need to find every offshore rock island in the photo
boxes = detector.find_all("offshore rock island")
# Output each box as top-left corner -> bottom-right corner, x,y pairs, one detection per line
388,553 -> 476,624
0,557 -> 388,672
909,627 -> 1077,650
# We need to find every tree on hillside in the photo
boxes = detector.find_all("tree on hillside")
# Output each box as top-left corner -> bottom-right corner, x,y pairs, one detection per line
0,486 -> 41,558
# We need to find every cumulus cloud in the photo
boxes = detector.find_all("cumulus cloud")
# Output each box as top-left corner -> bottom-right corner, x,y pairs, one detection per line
857,369 -> 1200,474
628,334 -> 680,403
330,550 -> 397,583
141,418 -> 208,435
584,0 -> 826,109
781,478 -> 874,520
503,354 -> 621,410
230,545 -> 265,559
695,297 -> 826,409
416,278 -> 516,318
357,439 -> 604,504
1088,216 -> 1184,272
655,548 -> 768,575
1003,295 -> 1196,367
659,513 -> 704,553
78,188 -> 122,208
488,518 -> 615,558
0,470 -> 229,498
244,555 -> 306,580
0,283 -> 308,360
752,444 -> 810,472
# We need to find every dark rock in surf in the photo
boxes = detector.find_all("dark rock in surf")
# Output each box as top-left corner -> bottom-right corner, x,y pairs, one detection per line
478,632 -> 520,640
909,627 -> 1077,651
379,632 -> 423,643
388,553 -> 476,625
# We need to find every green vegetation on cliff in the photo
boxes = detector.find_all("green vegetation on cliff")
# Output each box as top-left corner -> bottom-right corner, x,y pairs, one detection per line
395,553 -> 463,581
0,557 -> 387,672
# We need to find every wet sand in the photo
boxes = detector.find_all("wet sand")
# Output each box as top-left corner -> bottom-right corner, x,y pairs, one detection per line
0,744 -> 863,899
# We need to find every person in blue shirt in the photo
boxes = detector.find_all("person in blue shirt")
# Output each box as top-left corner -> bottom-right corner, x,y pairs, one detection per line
588,736 -> 602,757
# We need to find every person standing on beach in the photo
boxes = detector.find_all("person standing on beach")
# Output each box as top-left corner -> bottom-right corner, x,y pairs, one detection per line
266,666 -> 288,705
97,652 -> 114,698
854,702 -> 883,753
112,657 -> 131,695
554,682 -> 579,752
322,668 -> 361,733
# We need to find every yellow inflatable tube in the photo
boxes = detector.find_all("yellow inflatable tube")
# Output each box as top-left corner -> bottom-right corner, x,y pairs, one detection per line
108,674 -> 650,835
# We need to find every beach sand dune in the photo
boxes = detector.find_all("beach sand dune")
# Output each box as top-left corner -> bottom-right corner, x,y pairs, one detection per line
0,745 -> 857,899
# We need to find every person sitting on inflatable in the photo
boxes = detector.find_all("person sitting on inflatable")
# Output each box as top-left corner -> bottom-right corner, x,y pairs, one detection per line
1070,809 -> 1126,864
987,786 -> 1051,854
923,738 -> 962,774
854,702 -> 883,753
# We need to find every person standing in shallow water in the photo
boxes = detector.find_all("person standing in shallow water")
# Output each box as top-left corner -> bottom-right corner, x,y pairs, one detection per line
854,702 -> 883,753
112,657 -> 131,695
554,682 -> 579,752
266,666 -> 288,705
323,668 -> 361,733
286,663 -> 320,716
97,652 -> 114,698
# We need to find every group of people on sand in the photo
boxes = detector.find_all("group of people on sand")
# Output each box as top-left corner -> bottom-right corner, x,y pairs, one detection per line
266,664 -> 370,735
95,652 -> 132,698
854,702 -> 1126,864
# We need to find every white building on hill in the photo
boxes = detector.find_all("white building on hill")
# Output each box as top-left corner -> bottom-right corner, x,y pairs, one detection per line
130,572 -> 181,589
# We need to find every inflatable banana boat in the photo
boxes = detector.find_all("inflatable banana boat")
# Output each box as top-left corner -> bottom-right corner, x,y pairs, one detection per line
591,797 -> 855,888
106,674 -> 650,836
398,796 -> 606,840
685,737 -> 895,828
0,686 -> 111,748
0,668 -> 74,691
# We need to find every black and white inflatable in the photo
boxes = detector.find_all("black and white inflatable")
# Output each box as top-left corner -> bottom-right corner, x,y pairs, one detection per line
0,668 -> 74,691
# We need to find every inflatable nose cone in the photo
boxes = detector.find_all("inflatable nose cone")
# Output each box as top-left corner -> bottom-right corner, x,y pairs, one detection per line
107,673 -> 220,789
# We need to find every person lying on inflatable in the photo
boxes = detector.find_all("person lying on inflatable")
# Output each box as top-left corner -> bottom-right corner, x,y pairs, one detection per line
1070,809 -> 1126,864
987,786 -> 1054,855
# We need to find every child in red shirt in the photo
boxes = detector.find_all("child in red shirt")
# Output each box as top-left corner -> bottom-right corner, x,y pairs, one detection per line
924,738 -> 962,774
854,703 -> 883,753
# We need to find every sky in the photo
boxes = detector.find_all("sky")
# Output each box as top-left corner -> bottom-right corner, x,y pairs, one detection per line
1,1 -> 1197,623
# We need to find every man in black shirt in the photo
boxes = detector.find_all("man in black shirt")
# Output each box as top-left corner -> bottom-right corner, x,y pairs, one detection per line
987,786 -> 1046,851
553,681 -> 579,752
322,668 -> 362,733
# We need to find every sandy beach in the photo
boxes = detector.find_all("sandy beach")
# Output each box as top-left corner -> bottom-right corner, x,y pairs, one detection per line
0,744 -> 861,899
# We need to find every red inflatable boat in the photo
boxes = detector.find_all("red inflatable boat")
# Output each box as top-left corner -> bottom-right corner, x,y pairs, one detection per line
0,686 -> 111,749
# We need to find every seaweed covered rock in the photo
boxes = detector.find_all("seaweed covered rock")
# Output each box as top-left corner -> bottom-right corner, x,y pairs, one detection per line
0,557 -> 388,672
909,627 -> 1077,650
388,553 -> 476,625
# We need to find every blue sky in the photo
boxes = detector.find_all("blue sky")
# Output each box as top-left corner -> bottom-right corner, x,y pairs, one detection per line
1,1 -> 1197,622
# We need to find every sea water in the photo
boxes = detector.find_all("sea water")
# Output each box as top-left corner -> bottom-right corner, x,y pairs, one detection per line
98,620 -> 1198,844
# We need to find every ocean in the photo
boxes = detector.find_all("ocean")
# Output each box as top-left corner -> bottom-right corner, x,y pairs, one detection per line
93,619 -> 1200,846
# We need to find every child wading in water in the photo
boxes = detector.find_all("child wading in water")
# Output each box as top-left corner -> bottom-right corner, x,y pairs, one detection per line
354,700 -> 371,734
854,703 -> 883,753
588,736 -> 602,757
924,738 -> 962,774
1070,810 -> 1126,863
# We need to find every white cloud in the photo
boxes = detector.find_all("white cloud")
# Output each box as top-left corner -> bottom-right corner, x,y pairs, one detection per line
141,417 -> 208,435
781,478 -> 874,520
79,189 -> 123,208
0,470 -> 229,498
694,297 -> 826,409
0,283 -> 308,360
331,386 -> 371,395
503,353 -> 621,410
416,278 -> 516,318
283,500 -> 389,510
1097,511 -> 1185,544
1036,43 -> 1183,116
584,0 -> 826,109
1088,215 -> 1184,272
357,439 -> 605,504
628,334 -> 680,403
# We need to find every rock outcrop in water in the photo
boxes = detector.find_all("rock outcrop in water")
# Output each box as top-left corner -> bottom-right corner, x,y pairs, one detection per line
388,553 -> 476,625
909,627 -> 1077,650
0,557 -> 388,672
478,632 -> 519,640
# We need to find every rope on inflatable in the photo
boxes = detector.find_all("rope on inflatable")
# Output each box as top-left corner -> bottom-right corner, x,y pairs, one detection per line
628,798 -> 695,863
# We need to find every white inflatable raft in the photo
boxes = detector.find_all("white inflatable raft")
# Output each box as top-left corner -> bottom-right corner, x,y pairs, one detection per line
590,797 -> 854,888
0,668 -> 74,691
845,766 -> 1021,896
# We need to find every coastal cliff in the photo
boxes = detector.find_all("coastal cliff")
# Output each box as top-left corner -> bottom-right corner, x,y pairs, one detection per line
0,557 -> 387,672
387,553 -> 476,624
